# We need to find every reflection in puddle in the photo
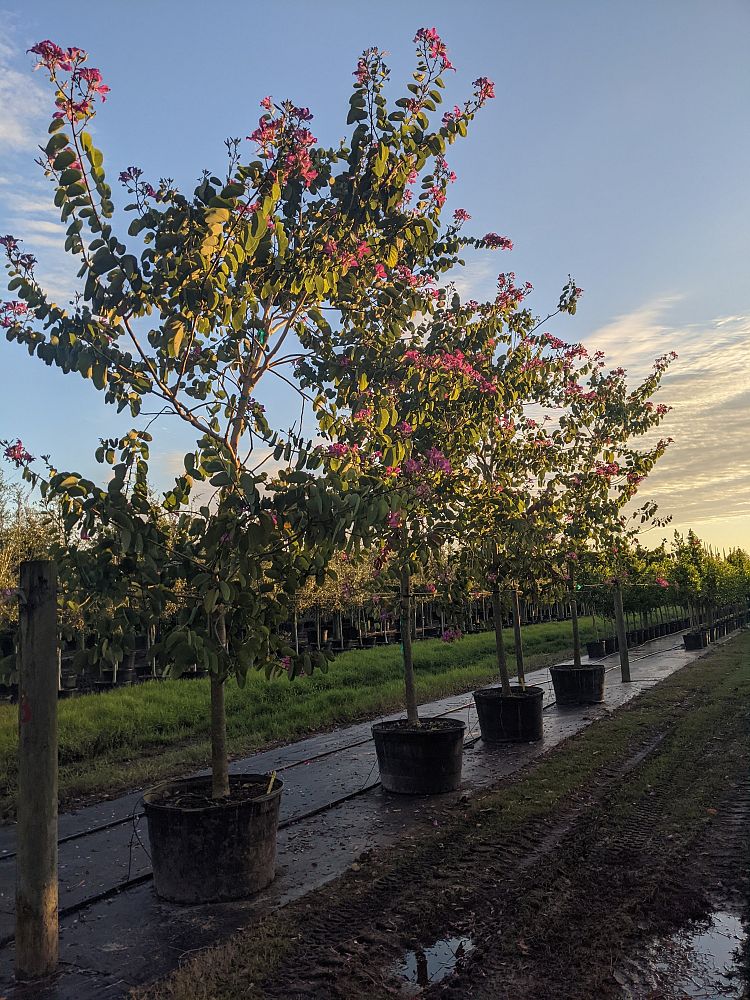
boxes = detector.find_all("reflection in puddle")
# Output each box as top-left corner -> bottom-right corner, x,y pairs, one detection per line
618,910 -> 747,998
397,935 -> 474,994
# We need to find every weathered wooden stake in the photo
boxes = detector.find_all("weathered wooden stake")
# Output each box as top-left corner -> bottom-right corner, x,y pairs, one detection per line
511,587 -> 526,684
614,583 -> 631,683
16,560 -> 58,981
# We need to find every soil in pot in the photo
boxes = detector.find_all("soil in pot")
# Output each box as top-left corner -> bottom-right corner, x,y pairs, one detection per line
550,663 -> 606,705
473,685 -> 544,743
143,772 -> 283,904
372,717 -> 465,795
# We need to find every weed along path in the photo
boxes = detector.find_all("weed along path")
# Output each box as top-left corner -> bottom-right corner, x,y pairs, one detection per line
1,630 -> 746,998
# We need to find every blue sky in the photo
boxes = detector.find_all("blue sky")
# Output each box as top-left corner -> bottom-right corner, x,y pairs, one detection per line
1,0 -> 749,549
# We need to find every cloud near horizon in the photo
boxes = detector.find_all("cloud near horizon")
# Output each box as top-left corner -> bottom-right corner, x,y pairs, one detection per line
583,301 -> 750,543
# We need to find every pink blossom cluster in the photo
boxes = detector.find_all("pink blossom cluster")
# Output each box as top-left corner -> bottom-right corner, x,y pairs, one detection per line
29,41 -> 110,120
441,627 -> 462,643
4,440 -> 34,467
496,272 -> 532,310
425,447 -> 452,475
352,408 -> 373,422
543,334 -> 568,351
247,102 -> 318,189
403,348 -> 496,394
655,577 -> 670,588
483,233 -> 513,250
396,421 -> 413,436
386,511 -> 402,528
442,104 -> 465,126
472,77 -> 496,103
0,235 -> 36,274
118,165 -> 161,201
414,28 -> 455,71
595,461 -> 620,478
323,238 -> 371,271
0,300 -> 28,328
453,208 -> 471,224
327,442 -> 358,458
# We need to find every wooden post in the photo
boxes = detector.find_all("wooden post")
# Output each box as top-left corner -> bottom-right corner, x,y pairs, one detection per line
614,584 -> 631,683
511,587 -> 526,684
16,560 -> 58,981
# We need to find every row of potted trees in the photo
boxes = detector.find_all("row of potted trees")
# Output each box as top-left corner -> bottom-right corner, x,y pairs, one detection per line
0,30 -> 708,906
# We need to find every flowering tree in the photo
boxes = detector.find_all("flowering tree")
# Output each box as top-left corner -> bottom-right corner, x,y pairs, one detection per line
2,33 -> 498,795
305,282 -> 541,722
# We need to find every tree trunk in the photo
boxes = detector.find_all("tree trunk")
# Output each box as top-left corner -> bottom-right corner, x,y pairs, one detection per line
491,585 -> 512,696
400,562 -> 419,724
511,587 -> 525,685
569,563 -> 582,667
211,613 -> 230,799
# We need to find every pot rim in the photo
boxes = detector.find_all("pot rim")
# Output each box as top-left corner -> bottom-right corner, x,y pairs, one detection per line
371,716 -> 466,736
473,684 -> 544,700
143,771 -> 284,814
551,662 -> 606,672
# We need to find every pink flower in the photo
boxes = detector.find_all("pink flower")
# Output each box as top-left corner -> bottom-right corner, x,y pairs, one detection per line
396,421 -> 413,436
353,58 -> 369,85
414,28 -> 455,71
28,40 -> 69,72
483,233 -> 513,250
323,239 -> 338,257
260,95 -> 274,110
441,628 -> 462,643
373,263 -> 387,280
453,208 -> 471,224
4,439 -> 34,467
386,511 -> 402,528
655,577 -> 670,588
496,272 -> 532,310
327,442 -> 356,458
473,77 -> 496,103
0,301 -> 29,328
76,66 -> 110,101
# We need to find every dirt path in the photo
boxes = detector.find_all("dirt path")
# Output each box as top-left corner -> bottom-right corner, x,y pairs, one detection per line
139,633 -> 750,1000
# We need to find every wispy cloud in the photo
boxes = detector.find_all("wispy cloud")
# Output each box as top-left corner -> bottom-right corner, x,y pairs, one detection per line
0,28 -> 47,152
584,302 -> 750,538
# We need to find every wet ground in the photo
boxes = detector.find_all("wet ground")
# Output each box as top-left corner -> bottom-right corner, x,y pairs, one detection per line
0,631 -> 740,998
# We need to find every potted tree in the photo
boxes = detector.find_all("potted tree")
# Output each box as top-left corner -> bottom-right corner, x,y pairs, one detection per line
548,352 -> 676,704
459,297 -> 587,743
3,32 -> 501,893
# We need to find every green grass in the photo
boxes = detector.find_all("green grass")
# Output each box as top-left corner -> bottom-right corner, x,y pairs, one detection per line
0,618 -> 602,817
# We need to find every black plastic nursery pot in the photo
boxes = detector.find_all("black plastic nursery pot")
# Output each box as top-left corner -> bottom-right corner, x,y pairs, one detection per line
683,631 -> 703,651
473,685 -> 544,743
143,773 -> 283,903
372,717 -> 465,795
550,663 -> 606,706
603,636 -> 617,655
586,639 -> 606,659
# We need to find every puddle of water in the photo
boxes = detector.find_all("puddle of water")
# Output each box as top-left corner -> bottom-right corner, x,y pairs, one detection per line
617,910 -> 747,998
664,911 -> 746,998
396,934 -> 474,994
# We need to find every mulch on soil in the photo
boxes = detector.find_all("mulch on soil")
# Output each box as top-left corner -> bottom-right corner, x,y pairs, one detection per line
136,633 -> 750,1000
